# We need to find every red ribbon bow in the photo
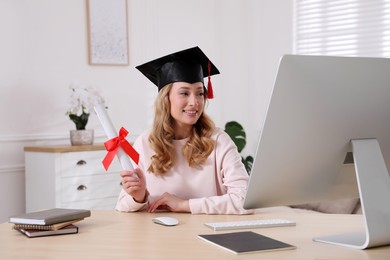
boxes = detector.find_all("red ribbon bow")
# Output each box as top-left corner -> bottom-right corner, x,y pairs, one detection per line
102,127 -> 139,171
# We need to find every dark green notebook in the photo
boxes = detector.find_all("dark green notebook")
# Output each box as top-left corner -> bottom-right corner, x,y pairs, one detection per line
198,231 -> 295,254
9,208 -> 91,225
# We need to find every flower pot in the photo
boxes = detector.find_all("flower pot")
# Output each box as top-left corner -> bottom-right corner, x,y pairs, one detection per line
70,129 -> 94,146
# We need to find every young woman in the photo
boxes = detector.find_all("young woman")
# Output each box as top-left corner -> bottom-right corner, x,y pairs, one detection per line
115,47 -> 252,214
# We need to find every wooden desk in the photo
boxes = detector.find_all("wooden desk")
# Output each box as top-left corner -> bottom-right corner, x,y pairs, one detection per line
0,208 -> 389,259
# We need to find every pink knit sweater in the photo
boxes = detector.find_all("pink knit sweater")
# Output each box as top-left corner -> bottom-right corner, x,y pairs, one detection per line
115,128 -> 253,214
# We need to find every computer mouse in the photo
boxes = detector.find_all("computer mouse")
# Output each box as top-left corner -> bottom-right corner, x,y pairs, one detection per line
152,216 -> 179,226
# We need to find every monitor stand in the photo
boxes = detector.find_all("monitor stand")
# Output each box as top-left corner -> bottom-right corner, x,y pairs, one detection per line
313,139 -> 390,249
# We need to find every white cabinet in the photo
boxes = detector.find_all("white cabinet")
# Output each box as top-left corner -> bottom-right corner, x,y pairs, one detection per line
24,145 -> 122,212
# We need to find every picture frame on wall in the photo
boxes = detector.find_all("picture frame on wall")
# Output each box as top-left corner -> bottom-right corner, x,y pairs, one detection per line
86,0 -> 129,66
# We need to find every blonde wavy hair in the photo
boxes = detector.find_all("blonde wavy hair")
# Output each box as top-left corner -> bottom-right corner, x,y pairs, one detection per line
148,83 -> 216,175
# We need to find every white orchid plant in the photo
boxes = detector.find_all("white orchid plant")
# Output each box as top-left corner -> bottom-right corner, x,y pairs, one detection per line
66,83 -> 105,130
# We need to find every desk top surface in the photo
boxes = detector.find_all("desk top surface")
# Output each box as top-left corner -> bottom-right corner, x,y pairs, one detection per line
0,208 -> 389,259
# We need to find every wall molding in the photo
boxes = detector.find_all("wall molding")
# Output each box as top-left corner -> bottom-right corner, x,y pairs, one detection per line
0,133 -> 68,143
0,132 -> 106,143
0,131 -> 139,143
0,164 -> 25,174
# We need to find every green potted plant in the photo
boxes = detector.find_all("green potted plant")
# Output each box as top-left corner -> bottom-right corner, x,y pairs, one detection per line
224,121 -> 254,174
66,83 -> 104,145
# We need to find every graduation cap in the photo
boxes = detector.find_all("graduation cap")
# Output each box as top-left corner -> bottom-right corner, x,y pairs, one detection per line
136,46 -> 220,99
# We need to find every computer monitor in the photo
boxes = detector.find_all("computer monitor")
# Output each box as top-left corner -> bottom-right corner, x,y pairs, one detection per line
243,55 -> 390,249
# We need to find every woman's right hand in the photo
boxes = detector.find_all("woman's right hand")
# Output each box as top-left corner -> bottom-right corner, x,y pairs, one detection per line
120,168 -> 147,203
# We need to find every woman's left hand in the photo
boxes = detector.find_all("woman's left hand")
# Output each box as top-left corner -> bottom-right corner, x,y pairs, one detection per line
148,192 -> 190,213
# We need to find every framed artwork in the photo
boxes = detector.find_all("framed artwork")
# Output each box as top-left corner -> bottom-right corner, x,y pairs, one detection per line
86,0 -> 129,65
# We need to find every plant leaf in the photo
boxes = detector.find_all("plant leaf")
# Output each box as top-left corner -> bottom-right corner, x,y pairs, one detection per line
242,155 -> 254,175
224,121 -> 246,153
68,112 -> 89,130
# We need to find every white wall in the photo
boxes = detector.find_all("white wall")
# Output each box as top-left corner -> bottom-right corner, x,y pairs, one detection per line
0,0 -> 292,222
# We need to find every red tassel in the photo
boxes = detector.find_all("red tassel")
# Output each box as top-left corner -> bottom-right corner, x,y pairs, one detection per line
207,80 -> 214,99
207,61 -> 214,99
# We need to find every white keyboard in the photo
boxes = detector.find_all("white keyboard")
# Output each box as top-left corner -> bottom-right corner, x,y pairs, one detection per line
204,218 -> 296,231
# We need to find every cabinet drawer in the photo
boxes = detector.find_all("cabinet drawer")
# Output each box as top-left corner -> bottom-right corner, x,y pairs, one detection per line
61,197 -> 118,210
60,173 -> 122,203
60,150 -> 121,177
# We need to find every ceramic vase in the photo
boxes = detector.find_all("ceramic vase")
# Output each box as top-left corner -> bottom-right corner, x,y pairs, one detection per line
70,129 -> 94,146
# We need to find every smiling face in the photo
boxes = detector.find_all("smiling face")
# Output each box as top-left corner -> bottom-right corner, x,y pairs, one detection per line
169,82 -> 205,139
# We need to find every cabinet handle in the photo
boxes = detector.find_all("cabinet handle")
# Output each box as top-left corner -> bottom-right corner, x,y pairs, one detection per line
77,184 -> 87,190
76,160 -> 87,165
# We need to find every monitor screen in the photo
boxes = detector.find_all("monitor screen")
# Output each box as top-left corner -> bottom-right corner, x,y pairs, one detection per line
244,54 -> 390,209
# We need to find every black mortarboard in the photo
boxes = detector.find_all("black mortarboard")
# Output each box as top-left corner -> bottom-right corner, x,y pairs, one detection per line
136,46 -> 220,99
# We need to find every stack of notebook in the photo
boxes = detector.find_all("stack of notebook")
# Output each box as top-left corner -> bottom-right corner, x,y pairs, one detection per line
9,208 -> 91,238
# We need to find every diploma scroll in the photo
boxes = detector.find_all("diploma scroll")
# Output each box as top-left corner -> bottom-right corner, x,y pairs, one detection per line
94,103 -> 135,172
